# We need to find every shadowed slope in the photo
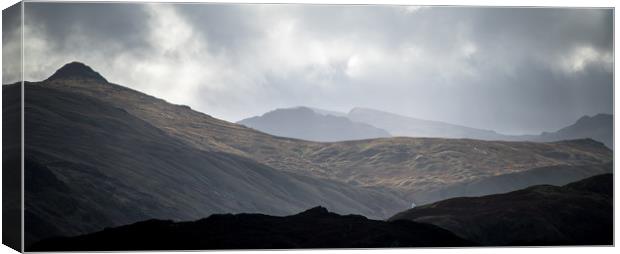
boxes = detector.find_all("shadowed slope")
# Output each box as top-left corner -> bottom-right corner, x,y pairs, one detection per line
16,83 -> 408,246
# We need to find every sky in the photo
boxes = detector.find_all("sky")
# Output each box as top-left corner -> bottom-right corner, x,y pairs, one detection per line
2,3 -> 613,135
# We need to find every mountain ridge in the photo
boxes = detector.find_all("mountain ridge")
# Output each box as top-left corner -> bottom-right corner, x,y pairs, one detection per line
248,106 -> 612,149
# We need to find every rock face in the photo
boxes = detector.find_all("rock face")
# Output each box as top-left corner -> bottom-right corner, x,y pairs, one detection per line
389,174 -> 614,246
29,207 -> 475,251
238,107 -> 391,142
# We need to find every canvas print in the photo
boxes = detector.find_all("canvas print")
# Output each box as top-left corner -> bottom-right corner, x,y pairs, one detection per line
1,1 -> 614,251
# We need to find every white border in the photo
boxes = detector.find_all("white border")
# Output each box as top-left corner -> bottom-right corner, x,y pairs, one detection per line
0,1 -> 617,254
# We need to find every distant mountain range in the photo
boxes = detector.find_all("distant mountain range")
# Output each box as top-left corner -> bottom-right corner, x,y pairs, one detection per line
390,174 -> 613,246
237,107 -> 390,142
239,107 -> 613,149
10,62 -> 613,249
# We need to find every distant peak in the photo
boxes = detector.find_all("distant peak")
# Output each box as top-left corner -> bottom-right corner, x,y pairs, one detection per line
576,115 -> 592,122
45,62 -> 108,82
575,113 -> 612,124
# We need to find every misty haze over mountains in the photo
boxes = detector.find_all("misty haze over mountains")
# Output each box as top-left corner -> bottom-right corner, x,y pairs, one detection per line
238,106 -> 613,148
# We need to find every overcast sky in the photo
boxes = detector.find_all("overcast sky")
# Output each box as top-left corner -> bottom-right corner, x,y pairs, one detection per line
2,3 -> 613,134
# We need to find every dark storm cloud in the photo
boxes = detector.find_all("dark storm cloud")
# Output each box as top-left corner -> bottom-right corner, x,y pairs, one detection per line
12,3 -> 613,134
2,2 -> 20,43
24,2 -> 152,55
173,4 -> 262,54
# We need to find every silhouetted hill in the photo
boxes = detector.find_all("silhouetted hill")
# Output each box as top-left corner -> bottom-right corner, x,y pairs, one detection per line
238,107 -> 391,142
29,207 -> 474,251
415,162 -> 612,204
390,174 -> 613,246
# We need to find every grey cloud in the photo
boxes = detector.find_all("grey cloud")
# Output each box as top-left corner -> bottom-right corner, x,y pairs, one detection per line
2,2 -> 22,84
24,3 -> 152,54
10,3 -> 613,135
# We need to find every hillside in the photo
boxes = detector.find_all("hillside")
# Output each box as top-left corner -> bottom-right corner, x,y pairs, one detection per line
237,107 -> 390,142
390,174 -> 613,246
13,76 -> 409,246
29,207 -> 474,251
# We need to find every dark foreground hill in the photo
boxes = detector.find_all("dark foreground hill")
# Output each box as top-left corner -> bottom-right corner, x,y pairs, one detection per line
29,207 -> 474,251
390,174 -> 613,246
416,163 -> 612,204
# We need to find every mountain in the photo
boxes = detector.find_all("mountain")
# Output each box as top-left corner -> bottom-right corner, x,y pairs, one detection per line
13,63 -> 409,246
535,114 -> 613,149
29,207 -> 474,251
390,174 -> 613,246
237,107 -> 391,142
15,62 -> 613,247
45,61 -> 108,82
347,107 -> 506,140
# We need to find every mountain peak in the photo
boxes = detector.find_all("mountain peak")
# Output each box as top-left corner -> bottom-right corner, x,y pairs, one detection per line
574,113 -> 612,126
45,62 -> 108,82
